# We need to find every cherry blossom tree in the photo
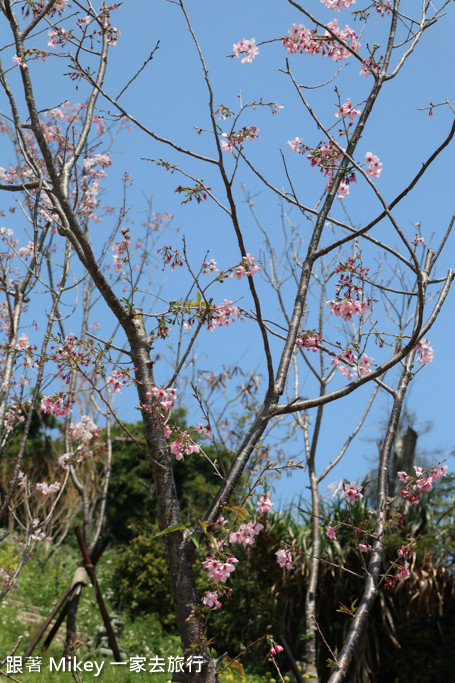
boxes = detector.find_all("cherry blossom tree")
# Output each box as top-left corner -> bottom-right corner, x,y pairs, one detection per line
0,1 -> 453,681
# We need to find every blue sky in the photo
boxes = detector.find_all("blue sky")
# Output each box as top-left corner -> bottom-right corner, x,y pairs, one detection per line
2,0 -> 454,505
106,1 -> 455,500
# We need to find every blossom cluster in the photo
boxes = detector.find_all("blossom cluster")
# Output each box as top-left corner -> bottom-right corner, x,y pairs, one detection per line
3,402 -> 25,436
221,125 -> 260,153
360,53 -> 384,78
326,298 -> 370,321
257,494 -> 273,514
416,339 -> 434,365
165,423 -> 212,462
341,481 -> 363,504
201,495 -> 275,592
69,415 -> 99,444
157,245 -> 183,271
375,0 -> 392,17
267,636 -> 284,657
40,393 -> 74,417
399,464 -> 448,506
202,554 -> 239,583
47,3 -> 119,51
232,38 -> 259,63
15,333 -> 30,350
169,430 -> 201,461
327,256 -> 371,320
29,517 -> 51,542
331,350 -> 374,380
147,211 -> 173,231
48,334 -> 98,385
307,140 -> 344,177
322,0 -> 356,10
229,521 -> 264,547
112,228 -> 131,273
364,152 -> 383,178
336,98 -> 361,122
36,481 -> 61,495
288,137 -> 356,199
202,259 -> 218,275
296,330 -> 321,352
12,54 -> 27,69
17,243 -> 35,260
276,548 -> 294,569
48,27 -> 69,49
283,20 -> 361,62
22,0 -> 68,20
106,369 -> 128,393
144,385 -> 178,424
384,546 -> 414,589
78,150 -> 112,222
206,300 -> 243,331
202,590 -> 222,609
335,255 -> 369,295
232,253 -> 260,280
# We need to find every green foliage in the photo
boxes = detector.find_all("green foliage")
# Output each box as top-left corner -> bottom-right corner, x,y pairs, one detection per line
111,519 -> 175,627
106,411 -> 225,542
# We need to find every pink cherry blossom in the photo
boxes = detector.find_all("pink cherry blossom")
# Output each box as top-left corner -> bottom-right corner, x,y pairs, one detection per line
397,471 -> 409,483
40,394 -> 73,416
233,38 -> 259,63
432,465 -> 448,480
358,354 -> 373,376
270,644 -> 284,656
322,0 -> 356,9
335,98 -> 361,121
106,369 -> 126,393
202,591 -> 222,609
229,521 -> 264,547
364,152 -> 383,178
342,482 -> 363,504
257,494 -> 273,514
336,181 -> 350,199
202,259 -> 218,274
206,299 -> 243,330
170,440 -> 184,461
416,339 -> 434,365
232,253 -> 260,279
415,475 -> 433,492
16,333 -> 30,350
202,554 -> 238,583
358,542 -> 372,553
184,442 -> 200,455
397,564 -> 410,581
326,526 -> 337,540
213,514 -> 228,530
283,20 -> 360,61
413,233 -> 425,246
69,415 -> 99,444
12,54 -> 27,69
276,548 -> 294,569
397,546 -> 411,558
221,126 -> 260,153
36,481 -> 61,495
326,298 -> 370,321
288,137 -> 303,153
296,331 -> 321,352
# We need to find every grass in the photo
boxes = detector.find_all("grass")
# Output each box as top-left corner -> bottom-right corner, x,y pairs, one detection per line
0,542 -> 288,682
